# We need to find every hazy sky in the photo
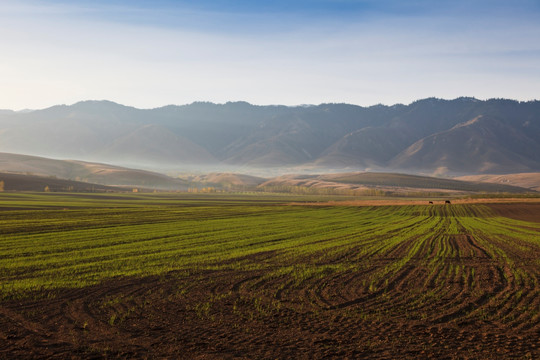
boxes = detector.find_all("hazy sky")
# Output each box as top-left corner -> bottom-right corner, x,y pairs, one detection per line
1,0 -> 539,110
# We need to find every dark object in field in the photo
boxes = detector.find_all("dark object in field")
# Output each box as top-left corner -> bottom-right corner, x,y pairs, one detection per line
445,200 -> 451,204
429,201 -> 433,204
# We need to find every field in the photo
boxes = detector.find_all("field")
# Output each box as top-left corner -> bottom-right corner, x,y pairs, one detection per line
0,193 -> 539,359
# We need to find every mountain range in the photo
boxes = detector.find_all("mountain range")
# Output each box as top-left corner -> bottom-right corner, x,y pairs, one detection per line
1,97 -> 539,175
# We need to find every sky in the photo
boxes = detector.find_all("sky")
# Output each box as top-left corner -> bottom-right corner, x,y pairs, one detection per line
1,0 -> 539,110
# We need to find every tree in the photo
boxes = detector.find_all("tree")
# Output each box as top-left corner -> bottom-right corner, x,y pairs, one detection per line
0,180 -> 4,192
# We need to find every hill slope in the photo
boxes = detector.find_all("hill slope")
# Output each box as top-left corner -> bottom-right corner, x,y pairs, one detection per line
390,115 -> 540,174
456,173 -> 540,192
0,172 -> 121,192
0,153 -> 188,190
260,172 -> 532,194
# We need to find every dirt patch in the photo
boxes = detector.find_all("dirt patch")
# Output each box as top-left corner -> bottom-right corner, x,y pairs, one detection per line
486,203 -> 540,223
1,265 -> 538,359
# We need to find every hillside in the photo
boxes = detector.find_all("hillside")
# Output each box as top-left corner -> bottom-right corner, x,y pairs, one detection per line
0,98 -> 539,174
259,172 -> 532,195
390,115 -> 540,174
0,151 -> 536,195
0,153 -> 188,190
0,172 -> 122,192
456,173 -> 540,192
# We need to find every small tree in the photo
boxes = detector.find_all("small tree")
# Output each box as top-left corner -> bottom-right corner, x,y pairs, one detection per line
0,180 -> 4,192
44,185 -> 50,192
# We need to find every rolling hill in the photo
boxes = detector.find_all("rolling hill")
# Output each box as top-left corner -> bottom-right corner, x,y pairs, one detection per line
0,153 -> 188,190
188,173 -> 267,189
0,172 -> 122,192
0,152 -> 535,195
258,172 -> 532,195
456,173 -> 540,192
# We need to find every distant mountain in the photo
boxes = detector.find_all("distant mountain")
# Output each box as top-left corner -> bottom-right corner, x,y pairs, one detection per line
390,115 -> 540,174
315,127 -> 411,167
0,98 -> 539,174
95,124 -> 216,167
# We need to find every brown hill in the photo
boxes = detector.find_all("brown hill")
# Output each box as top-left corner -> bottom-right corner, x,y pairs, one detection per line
260,172 -> 532,194
0,172 -> 121,192
0,153 -> 187,190
456,173 -> 540,192
191,173 -> 267,188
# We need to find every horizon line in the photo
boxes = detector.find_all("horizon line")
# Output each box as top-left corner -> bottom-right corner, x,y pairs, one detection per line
4,96 -> 540,112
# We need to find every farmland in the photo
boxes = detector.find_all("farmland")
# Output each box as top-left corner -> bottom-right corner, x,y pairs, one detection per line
0,193 -> 539,359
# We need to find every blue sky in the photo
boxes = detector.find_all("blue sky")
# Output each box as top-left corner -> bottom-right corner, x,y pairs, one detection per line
1,0 -> 539,109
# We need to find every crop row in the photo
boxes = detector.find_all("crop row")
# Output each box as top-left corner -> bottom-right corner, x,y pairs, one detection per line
0,194 -> 538,331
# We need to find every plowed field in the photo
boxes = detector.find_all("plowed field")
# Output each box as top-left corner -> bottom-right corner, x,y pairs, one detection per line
0,194 -> 539,359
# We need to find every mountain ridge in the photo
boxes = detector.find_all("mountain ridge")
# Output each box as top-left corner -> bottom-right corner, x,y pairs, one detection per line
0,97 -> 539,175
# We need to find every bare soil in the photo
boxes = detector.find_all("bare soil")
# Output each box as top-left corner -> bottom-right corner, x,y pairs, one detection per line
1,267 -> 538,358
486,203 -> 540,223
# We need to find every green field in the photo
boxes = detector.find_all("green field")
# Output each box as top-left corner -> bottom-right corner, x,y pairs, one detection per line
1,193 -> 538,301
1,192 -> 539,358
